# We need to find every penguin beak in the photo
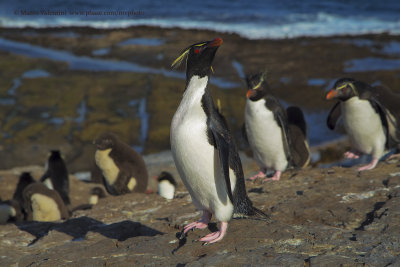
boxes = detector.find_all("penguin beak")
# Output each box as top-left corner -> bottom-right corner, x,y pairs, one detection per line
246,89 -> 253,98
207,38 -> 223,48
326,89 -> 338,100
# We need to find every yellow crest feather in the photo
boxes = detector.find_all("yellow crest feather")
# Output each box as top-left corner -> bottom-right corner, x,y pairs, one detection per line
171,48 -> 190,69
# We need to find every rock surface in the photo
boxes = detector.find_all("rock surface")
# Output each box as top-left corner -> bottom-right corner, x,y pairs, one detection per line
0,151 -> 400,266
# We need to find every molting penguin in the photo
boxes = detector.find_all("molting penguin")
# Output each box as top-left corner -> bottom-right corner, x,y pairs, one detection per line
157,171 -> 177,200
326,78 -> 400,171
40,150 -> 70,206
244,72 -> 310,181
170,38 -> 267,244
22,182 -> 69,222
94,132 -> 148,195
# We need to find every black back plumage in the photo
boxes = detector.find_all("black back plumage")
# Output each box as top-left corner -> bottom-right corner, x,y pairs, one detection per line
40,150 -> 70,205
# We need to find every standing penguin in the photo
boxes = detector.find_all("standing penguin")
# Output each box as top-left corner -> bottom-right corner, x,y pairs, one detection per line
94,132 -> 148,195
40,150 -> 70,206
157,171 -> 177,200
22,182 -> 69,222
326,78 -> 400,171
170,38 -> 267,244
244,72 -> 310,181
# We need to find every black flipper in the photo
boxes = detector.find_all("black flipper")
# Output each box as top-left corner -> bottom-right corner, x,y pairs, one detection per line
209,115 -> 234,204
286,106 -> 310,168
327,101 -> 341,130
265,97 -> 293,165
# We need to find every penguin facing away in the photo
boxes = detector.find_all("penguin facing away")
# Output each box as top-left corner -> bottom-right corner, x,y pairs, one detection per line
326,78 -> 400,171
244,72 -> 310,181
157,171 -> 177,200
94,132 -> 148,195
22,182 -> 69,222
40,150 -> 70,206
170,38 -> 267,244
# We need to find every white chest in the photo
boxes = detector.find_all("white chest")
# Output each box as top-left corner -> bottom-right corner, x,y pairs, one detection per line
31,194 -> 61,222
95,149 -> 119,185
341,97 -> 386,154
245,99 -> 287,170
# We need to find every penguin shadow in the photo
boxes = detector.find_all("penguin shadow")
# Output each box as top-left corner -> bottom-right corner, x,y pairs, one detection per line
16,216 -> 163,246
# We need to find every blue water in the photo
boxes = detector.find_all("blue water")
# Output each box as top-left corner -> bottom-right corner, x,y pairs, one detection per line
1,1 -> 399,39
0,37 -> 239,88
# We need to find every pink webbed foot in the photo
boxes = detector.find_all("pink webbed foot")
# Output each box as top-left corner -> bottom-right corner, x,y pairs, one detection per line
357,158 -> 379,172
183,211 -> 211,234
344,151 -> 360,159
249,168 -> 267,181
263,170 -> 282,182
199,221 -> 228,244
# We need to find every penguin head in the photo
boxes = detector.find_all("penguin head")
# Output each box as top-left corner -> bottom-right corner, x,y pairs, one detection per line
94,132 -> 117,150
326,78 -> 359,101
171,38 -> 223,79
19,172 -> 35,185
245,71 -> 270,101
157,171 -> 177,186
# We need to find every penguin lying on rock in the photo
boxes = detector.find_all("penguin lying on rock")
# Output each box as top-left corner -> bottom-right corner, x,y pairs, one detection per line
170,38 -> 268,244
22,182 -> 70,222
326,78 -> 400,171
94,132 -> 148,195
244,72 -> 310,181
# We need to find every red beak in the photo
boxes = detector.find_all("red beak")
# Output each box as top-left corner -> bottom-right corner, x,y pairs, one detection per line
246,90 -> 253,98
207,38 -> 223,47
326,89 -> 338,100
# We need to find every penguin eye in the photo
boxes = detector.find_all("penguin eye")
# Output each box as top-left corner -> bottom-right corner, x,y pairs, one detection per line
194,48 -> 200,54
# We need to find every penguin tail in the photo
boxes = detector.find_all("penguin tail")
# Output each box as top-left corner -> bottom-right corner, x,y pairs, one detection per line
233,197 -> 270,222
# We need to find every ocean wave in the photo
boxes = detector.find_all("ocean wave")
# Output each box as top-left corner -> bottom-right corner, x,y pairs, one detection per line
1,12 -> 400,39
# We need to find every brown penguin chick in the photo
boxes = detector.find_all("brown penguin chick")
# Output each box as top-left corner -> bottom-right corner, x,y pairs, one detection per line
22,182 -> 69,222
12,172 -> 35,204
0,200 -> 23,224
93,132 -> 148,195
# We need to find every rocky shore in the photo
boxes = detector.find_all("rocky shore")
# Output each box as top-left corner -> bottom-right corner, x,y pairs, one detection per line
0,26 -> 400,266
0,151 -> 400,266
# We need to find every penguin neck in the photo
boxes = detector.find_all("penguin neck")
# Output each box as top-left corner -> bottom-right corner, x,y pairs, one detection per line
182,75 -> 210,107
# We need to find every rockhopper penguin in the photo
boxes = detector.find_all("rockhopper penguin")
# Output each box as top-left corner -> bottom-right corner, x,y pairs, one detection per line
244,72 -> 310,181
170,38 -> 267,244
326,78 -> 400,171
40,150 -> 70,206
94,132 -> 148,195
